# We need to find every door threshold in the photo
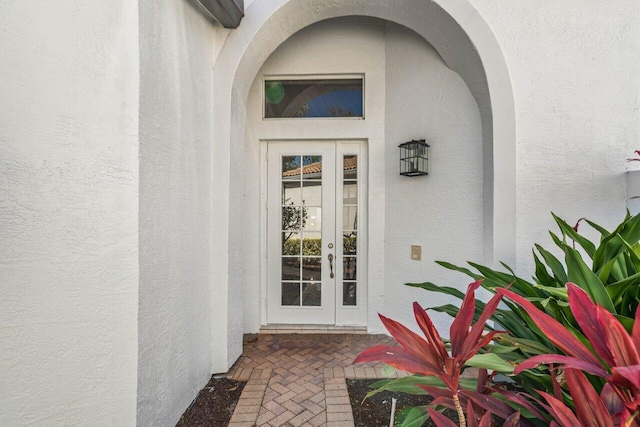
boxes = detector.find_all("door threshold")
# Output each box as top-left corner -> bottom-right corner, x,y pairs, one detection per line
260,324 -> 367,335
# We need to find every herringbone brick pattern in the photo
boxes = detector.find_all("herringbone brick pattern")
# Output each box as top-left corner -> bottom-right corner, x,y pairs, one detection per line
227,334 -> 402,427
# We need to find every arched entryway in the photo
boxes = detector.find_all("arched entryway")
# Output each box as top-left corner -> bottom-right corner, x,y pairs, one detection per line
211,0 -> 515,373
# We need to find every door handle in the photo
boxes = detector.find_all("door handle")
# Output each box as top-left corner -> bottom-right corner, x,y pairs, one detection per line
328,253 -> 334,278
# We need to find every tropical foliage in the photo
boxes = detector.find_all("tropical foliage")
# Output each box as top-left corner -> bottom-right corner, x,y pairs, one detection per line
355,282 -> 541,426
355,212 -> 640,425
500,283 -> 640,426
407,212 -> 640,396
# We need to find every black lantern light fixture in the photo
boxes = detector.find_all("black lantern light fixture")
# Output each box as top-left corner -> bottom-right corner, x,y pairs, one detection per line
399,139 -> 430,176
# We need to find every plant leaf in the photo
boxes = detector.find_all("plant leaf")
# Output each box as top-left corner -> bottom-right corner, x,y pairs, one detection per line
466,353 -> 514,373
354,345 -> 441,376
563,244 -> 615,312
435,261 -> 482,280
535,244 -> 568,284
538,390 -> 581,427
565,369 -> 614,427
606,271 -> 640,302
533,284 -> 568,300
377,313 -> 445,369
566,283 -> 615,367
596,305 -> 640,367
426,408 -> 457,427
503,412 -> 521,427
459,291 -> 504,361
450,281 -> 483,357
533,249 -> 561,287
552,212 -> 596,257
594,214 -> 640,272
612,365 -> 640,389
400,406 -> 430,427
515,354 -> 608,378
414,302 -> 449,363
478,412 -> 492,427
632,304 -> 640,346
406,281 -> 465,299
366,376 -> 479,400
600,383 -> 624,416
498,288 -> 604,369
461,389 -> 516,420
585,219 -> 611,239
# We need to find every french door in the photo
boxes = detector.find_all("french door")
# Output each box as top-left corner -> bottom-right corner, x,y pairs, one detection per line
267,141 -> 365,325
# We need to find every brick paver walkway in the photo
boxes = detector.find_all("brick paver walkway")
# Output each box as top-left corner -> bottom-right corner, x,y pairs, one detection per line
226,333 -> 406,427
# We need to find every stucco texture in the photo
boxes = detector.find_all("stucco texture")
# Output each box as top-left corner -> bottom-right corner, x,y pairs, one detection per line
383,22 -> 484,334
0,1 -> 139,425
239,17 -> 484,336
471,0 -> 640,274
137,0 -> 218,426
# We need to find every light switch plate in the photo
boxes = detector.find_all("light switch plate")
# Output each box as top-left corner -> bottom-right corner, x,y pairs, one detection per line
411,245 -> 422,261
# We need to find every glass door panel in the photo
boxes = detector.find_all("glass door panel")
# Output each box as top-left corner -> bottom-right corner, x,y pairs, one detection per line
267,142 -> 336,324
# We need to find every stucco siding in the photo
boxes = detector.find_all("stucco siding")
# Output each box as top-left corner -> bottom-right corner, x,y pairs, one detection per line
383,22 -> 484,334
0,1 -> 140,425
471,0 -> 640,274
137,0 -> 217,425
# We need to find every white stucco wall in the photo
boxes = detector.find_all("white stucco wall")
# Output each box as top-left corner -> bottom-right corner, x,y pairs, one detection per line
472,0 -> 640,274
383,23 -> 484,332
0,2 -> 139,425
239,17 -> 484,335
137,1 -> 222,425
242,17 -> 387,334
213,0 -> 515,370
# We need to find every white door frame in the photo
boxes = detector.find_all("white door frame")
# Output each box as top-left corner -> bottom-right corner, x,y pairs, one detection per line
260,139 -> 368,326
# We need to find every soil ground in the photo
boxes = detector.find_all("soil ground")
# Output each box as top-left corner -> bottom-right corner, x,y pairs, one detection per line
176,377 -> 246,426
347,379 -> 459,426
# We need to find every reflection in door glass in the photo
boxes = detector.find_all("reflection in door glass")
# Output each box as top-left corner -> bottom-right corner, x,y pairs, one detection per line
343,156 -> 357,180
281,154 -> 323,308
282,156 -> 301,175
302,257 -> 321,281
282,232 -> 301,256
282,282 -> 300,305
302,283 -> 321,306
343,283 -> 356,306
343,207 -> 357,230
343,257 -> 356,280
282,206 -> 302,231
302,207 -> 321,231
343,182 -> 357,204
302,232 -> 321,256
343,232 -> 357,256
282,257 -> 300,281
342,155 -> 358,306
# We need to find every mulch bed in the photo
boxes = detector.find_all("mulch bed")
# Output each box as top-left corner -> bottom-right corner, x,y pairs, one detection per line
176,376 -> 246,426
347,379 -> 459,426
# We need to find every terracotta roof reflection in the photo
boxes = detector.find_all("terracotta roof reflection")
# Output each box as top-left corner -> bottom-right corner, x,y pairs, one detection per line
282,156 -> 357,177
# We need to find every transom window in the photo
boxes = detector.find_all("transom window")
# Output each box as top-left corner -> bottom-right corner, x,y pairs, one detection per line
264,77 -> 364,119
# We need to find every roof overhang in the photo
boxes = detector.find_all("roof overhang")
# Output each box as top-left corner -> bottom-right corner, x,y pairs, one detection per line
197,0 -> 244,29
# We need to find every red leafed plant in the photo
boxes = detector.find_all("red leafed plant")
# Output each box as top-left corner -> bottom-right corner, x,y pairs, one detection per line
354,280 -> 521,427
500,283 -> 640,426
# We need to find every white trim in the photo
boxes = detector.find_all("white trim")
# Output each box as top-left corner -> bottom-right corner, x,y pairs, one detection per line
211,0 -> 516,373
260,141 -> 269,326
262,73 -> 365,120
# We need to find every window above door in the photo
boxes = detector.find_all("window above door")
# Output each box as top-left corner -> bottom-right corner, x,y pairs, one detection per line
264,75 -> 364,119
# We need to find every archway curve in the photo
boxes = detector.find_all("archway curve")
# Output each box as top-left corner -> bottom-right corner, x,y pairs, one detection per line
211,0 -> 516,372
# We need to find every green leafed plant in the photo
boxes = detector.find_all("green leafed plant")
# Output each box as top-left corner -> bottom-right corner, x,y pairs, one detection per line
354,281 -> 543,426
499,283 -> 640,425
407,212 -> 640,397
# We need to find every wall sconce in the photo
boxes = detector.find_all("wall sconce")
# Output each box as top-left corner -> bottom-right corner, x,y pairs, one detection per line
399,139 -> 429,176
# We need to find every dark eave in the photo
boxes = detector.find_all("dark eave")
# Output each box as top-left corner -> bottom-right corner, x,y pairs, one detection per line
197,0 -> 244,29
